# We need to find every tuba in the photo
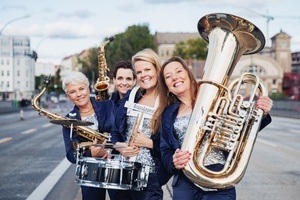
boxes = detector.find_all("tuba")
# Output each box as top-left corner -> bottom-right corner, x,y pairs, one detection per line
181,13 -> 268,189
94,36 -> 115,101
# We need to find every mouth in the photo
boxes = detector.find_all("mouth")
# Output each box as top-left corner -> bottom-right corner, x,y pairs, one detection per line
141,78 -> 151,83
174,81 -> 183,87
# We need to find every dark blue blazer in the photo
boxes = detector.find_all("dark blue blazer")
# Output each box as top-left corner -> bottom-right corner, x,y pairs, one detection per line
62,98 -> 114,164
160,102 -> 272,183
111,89 -> 171,185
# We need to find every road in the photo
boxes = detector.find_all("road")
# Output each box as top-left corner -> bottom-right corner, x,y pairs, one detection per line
0,104 -> 299,200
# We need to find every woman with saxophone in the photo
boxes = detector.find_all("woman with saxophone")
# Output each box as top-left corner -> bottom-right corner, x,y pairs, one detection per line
61,71 -> 114,200
153,57 -> 273,200
111,48 -> 169,200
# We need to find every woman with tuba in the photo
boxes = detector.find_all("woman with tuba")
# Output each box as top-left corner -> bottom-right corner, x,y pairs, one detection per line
153,57 -> 273,200
61,71 -> 115,200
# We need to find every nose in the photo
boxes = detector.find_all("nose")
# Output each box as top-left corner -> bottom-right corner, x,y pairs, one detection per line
121,79 -> 127,84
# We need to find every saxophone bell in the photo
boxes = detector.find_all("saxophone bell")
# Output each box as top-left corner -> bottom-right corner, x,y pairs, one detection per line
94,36 -> 115,101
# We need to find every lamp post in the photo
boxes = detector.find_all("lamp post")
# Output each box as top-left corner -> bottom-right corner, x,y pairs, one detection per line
0,15 -> 31,35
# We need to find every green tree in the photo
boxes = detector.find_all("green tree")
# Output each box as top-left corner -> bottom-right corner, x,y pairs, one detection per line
78,48 -> 98,82
106,24 -> 154,74
269,92 -> 287,100
78,24 -> 154,80
174,38 -> 208,59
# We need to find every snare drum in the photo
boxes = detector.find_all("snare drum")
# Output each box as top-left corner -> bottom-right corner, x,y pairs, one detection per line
75,157 -> 150,191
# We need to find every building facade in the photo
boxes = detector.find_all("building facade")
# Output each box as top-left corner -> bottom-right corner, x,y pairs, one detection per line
0,35 -> 36,101
154,31 -> 291,96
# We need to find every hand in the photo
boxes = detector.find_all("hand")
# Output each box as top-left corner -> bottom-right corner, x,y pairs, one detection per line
256,96 -> 273,116
90,139 -> 108,158
133,130 -> 153,149
172,149 -> 191,169
115,142 -> 140,158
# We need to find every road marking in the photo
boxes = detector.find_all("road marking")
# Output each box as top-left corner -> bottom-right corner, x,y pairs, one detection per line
288,129 -> 299,134
21,128 -> 37,134
43,123 -> 53,128
0,137 -> 13,144
26,158 -> 71,200
257,138 -> 277,147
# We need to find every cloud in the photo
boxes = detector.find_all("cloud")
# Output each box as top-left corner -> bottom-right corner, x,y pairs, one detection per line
143,0 -> 198,4
0,5 -> 27,11
57,10 -> 95,19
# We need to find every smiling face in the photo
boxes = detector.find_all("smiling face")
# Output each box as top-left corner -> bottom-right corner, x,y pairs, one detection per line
134,60 -> 158,90
66,82 -> 90,108
113,68 -> 136,97
163,61 -> 191,98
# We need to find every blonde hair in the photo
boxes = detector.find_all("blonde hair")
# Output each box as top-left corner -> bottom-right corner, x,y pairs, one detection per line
132,48 -> 162,134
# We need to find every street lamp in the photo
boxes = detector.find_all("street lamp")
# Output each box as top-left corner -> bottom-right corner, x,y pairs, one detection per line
0,15 -> 31,35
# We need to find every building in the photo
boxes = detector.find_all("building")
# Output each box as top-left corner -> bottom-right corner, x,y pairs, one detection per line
291,52 -> 300,74
35,61 -> 58,77
154,30 -> 292,96
154,32 -> 199,62
59,50 -> 89,82
0,35 -> 36,101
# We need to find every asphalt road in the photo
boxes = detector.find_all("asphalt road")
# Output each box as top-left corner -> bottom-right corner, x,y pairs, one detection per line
0,104 -> 299,200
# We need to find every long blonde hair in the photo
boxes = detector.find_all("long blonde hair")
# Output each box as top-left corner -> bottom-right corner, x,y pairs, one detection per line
132,48 -> 162,134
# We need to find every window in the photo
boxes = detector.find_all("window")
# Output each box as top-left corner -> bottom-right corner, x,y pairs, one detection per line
242,65 -> 266,76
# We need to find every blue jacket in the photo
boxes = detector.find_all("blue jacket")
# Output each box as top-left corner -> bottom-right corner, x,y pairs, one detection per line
111,89 -> 171,185
62,98 -> 114,164
160,102 -> 272,183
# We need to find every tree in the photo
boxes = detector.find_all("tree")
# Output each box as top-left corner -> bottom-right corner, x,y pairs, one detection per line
78,48 -> 98,83
78,24 -> 154,80
105,24 -> 154,76
173,38 -> 208,60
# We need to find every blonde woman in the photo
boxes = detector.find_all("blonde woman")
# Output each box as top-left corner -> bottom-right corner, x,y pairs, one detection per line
111,49 -> 169,200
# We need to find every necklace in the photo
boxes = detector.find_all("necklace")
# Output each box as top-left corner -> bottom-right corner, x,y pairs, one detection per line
80,107 -> 93,113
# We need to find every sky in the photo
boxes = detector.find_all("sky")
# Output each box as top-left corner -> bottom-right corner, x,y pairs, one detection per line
1,0 -> 300,65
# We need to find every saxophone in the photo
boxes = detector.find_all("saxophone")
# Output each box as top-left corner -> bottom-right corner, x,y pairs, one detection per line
181,13 -> 268,189
94,36 -> 115,101
32,76 -> 109,144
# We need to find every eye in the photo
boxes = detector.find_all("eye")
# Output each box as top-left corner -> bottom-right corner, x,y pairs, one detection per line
126,77 -> 133,81
68,90 -> 75,95
117,77 -> 124,81
165,74 -> 171,79
79,86 -> 85,91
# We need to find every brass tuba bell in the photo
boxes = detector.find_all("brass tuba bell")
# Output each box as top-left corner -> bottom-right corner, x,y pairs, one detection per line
181,13 -> 268,189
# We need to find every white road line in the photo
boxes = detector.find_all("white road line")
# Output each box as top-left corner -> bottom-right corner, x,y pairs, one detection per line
26,157 -> 71,200
288,129 -> 299,134
0,137 -> 13,144
43,123 -> 53,128
257,138 -> 277,148
21,128 -> 37,134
